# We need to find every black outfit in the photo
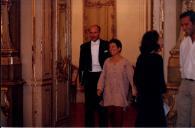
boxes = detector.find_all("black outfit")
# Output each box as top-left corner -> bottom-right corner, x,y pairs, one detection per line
79,39 -> 110,127
134,53 -> 167,127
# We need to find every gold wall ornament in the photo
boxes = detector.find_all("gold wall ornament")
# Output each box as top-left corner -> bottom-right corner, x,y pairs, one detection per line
52,0 -> 72,125
157,0 -> 165,57
159,0 -> 164,39
85,0 -> 115,7
182,0 -> 194,11
83,0 -> 116,41
1,0 -> 13,50
0,87 -> 9,126
1,0 -> 21,81
1,0 -> 24,126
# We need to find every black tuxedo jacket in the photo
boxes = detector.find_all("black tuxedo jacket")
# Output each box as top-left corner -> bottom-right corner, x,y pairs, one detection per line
79,39 -> 110,85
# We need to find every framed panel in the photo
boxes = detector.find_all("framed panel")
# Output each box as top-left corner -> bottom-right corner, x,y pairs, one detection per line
83,0 -> 116,42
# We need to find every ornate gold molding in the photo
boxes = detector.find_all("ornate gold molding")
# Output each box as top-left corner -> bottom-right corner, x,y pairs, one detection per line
0,87 -> 9,126
159,0 -> 164,38
1,0 -> 14,50
84,0 -> 115,7
182,0 -> 194,11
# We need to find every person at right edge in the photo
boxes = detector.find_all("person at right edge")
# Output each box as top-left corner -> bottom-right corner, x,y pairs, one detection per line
176,10 -> 195,127
133,30 -> 167,127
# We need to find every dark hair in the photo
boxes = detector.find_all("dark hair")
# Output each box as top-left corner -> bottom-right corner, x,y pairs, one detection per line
140,30 -> 160,54
180,10 -> 195,24
109,38 -> 122,52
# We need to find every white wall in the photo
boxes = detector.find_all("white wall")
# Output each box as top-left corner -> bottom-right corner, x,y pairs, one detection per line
71,0 -> 83,66
116,0 -> 148,64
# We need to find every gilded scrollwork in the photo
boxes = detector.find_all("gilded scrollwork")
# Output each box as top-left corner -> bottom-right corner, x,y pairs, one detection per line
56,0 -> 71,83
182,0 -> 194,11
1,0 -> 13,50
56,56 -> 70,82
1,88 -> 10,126
163,87 -> 178,127
159,0 -> 164,38
84,0 -> 115,7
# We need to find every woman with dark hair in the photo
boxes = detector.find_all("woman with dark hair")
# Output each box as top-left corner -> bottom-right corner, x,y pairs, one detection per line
97,39 -> 137,127
134,30 -> 167,127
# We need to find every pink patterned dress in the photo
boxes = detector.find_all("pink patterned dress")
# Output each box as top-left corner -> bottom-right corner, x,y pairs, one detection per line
97,57 -> 134,107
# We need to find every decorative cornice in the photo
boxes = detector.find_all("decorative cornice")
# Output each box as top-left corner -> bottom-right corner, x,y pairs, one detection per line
84,0 -> 115,7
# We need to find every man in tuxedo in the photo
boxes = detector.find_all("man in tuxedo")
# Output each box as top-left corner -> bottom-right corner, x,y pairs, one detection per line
79,25 -> 110,127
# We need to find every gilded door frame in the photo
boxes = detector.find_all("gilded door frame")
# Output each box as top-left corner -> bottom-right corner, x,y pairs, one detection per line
52,0 -> 72,125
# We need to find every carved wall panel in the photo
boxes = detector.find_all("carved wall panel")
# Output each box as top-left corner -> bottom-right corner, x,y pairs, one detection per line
31,0 -> 53,126
42,0 -> 53,80
52,0 -> 72,126
1,0 -> 24,126
83,0 -> 116,41
9,0 -> 20,55
20,0 -> 54,126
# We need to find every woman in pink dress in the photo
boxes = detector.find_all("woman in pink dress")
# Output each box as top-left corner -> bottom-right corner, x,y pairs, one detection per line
97,39 -> 137,126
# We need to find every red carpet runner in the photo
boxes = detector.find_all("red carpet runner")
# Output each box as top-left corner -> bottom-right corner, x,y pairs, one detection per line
63,103 -> 137,127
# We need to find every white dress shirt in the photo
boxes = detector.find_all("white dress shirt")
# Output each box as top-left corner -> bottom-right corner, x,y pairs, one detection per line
91,39 -> 102,72
180,36 -> 195,80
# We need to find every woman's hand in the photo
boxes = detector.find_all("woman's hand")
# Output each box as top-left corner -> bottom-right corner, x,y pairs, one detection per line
131,85 -> 137,96
97,89 -> 102,96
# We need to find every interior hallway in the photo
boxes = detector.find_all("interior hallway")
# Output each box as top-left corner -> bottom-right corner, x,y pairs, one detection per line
1,0 -> 184,126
